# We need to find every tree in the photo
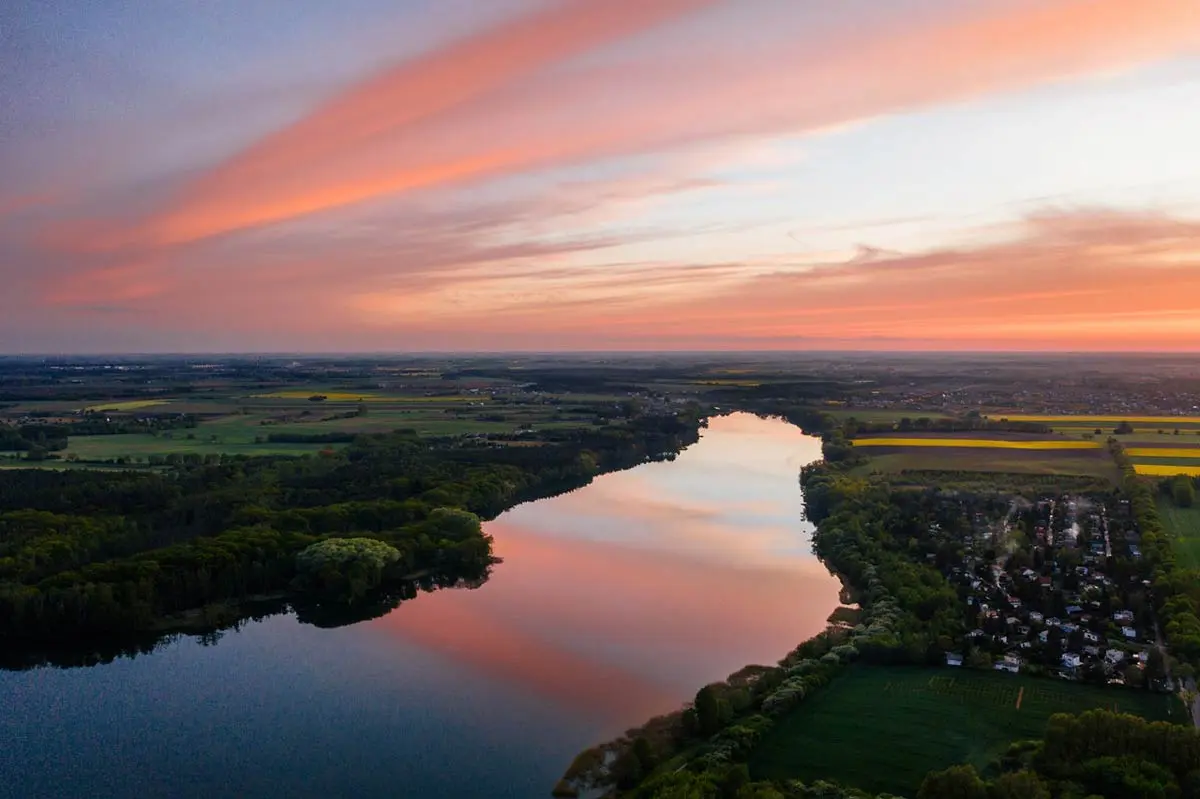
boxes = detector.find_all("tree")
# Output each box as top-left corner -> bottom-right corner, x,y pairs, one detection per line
294,537 -> 401,600
918,765 -> 988,799
1115,421 -> 1135,435
989,770 -> 1049,799
695,685 -> 722,736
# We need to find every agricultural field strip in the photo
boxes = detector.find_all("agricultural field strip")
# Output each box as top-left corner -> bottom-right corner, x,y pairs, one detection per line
1126,448 -> 1200,458
1134,464 -> 1200,476
992,414 -> 1200,424
80,399 -> 172,412
851,438 -> 1101,450
248,391 -> 482,402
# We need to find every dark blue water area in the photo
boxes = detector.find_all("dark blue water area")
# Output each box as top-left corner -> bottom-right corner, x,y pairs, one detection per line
0,613 -> 593,799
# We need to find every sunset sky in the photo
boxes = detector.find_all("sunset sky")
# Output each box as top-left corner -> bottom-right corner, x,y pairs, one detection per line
3,0 -> 1200,352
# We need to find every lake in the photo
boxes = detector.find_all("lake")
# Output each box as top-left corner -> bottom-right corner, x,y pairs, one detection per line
0,413 -> 840,799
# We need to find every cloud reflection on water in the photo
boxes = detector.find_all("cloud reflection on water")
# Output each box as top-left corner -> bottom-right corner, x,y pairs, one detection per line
371,414 -> 840,729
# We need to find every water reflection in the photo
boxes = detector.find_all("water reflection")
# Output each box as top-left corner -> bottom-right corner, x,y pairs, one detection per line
371,413 -> 840,732
0,413 -> 840,799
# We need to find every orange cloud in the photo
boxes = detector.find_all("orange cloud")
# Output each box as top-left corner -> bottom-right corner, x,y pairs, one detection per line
343,207 -> 1200,350
49,0 -> 1199,257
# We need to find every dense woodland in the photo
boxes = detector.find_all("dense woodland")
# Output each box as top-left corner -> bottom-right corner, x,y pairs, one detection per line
0,411 -> 701,658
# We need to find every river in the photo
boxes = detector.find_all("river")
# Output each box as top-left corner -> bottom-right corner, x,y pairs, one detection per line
0,413 -> 840,799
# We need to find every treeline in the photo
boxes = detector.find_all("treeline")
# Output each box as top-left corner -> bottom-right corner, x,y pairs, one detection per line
0,412 -> 701,650
265,432 -> 358,444
559,460 -> 966,798
1110,441 -> 1200,664
0,423 -> 69,453
63,414 -> 199,436
918,708 -> 1200,799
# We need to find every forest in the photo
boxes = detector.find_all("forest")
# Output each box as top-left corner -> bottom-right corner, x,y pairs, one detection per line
0,410 -> 701,658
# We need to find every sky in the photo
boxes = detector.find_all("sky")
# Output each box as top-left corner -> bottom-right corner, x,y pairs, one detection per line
2,0 -> 1200,353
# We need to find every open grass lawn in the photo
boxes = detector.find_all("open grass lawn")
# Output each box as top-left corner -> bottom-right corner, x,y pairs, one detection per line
63,434 -> 335,460
1159,498 -> 1200,570
821,409 -> 953,423
991,414 -> 1200,426
853,449 -> 1119,482
749,666 -> 1183,797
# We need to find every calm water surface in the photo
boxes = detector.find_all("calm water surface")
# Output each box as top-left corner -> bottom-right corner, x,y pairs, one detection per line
0,413 -> 839,799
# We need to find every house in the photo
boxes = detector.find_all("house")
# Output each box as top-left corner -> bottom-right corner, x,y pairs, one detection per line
1104,650 -> 1126,666
994,655 -> 1022,674
1062,653 -> 1083,670
1028,611 -> 1044,624
1066,605 -> 1083,616
946,653 -> 964,667
1122,627 -> 1138,640
1113,610 -> 1135,624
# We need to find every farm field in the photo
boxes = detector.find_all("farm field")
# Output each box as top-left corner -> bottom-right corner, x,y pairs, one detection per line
1158,499 -> 1200,571
990,414 -> 1200,426
821,409 -> 954,423
1135,464 -> 1200,477
852,449 -> 1119,482
850,433 -> 1118,480
62,434 -> 337,460
1127,448 -> 1200,459
247,390 -> 480,402
852,437 -> 1101,450
749,666 -> 1183,797
0,371 -> 630,464
81,399 -> 173,412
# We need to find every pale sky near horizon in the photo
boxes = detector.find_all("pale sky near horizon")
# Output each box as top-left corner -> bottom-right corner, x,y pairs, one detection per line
2,0 -> 1200,353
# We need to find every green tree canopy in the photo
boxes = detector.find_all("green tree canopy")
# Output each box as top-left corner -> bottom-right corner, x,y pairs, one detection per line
918,765 -> 987,799
294,537 -> 400,600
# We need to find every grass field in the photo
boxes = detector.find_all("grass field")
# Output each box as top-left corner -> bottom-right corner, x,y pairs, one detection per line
1159,498 -> 1200,571
853,450 -> 1119,481
992,414 -> 1200,425
821,409 -> 953,423
852,437 -> 1101,450
63,435 -> 336,460
248,390 -> 480,402
750,666 -> 1183,796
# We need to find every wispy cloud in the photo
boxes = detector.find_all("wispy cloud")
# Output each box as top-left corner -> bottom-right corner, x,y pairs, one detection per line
6,0 -> 1200,351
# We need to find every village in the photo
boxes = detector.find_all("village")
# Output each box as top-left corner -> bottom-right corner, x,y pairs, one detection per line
928,492 -> 1168,687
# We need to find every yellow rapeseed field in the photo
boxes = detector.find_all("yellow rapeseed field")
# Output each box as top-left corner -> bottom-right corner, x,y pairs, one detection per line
992,414 -> 1200,425
250,391 -> 478,402
82,399 -> 171,412
1126,448 -> 1200,459
851,438 -> 1102,450
1133,464 -> 1200,477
